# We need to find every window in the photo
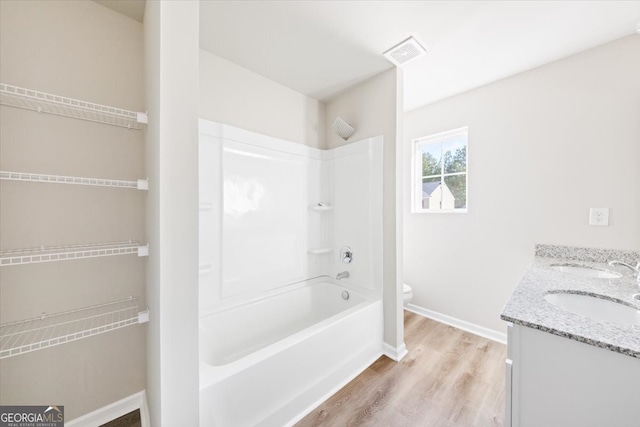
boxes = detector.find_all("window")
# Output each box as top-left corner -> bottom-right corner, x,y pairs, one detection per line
412,127 -> 468,213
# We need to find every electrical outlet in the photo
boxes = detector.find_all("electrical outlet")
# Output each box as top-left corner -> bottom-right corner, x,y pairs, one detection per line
589,208 -> 609,226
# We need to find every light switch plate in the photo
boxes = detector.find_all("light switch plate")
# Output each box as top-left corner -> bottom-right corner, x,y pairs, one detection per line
589,208 -> 609,226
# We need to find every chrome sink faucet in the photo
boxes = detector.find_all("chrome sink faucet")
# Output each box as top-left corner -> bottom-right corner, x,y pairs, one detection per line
608,260 -> 640,287
336,271 -> 350,280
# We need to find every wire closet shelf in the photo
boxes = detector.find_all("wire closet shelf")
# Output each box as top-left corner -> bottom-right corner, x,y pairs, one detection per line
0,297 -> 149,359
0,171 -> 148,190
0,240 -> 149,267
0,83 -> 148,130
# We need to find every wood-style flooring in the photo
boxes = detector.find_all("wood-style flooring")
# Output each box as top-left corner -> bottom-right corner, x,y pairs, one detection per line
99,409 -> 141,427
296,311 -> 506,427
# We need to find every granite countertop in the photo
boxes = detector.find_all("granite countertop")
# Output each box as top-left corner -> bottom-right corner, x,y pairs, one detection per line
500,244 -> 640,359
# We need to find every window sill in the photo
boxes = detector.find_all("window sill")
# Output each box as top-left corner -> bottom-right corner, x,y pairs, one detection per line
412,209 -> 468,214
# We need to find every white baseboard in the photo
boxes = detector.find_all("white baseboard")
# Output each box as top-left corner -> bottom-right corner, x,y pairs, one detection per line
383,342 -> 408,362
405,304 -> 507,345
66,390 -> 150,427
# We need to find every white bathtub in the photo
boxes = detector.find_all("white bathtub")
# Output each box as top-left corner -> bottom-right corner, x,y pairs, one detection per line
199,278 -> 383,427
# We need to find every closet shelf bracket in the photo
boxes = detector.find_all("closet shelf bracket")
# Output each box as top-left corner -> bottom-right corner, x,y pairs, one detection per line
137,112 -> 148,124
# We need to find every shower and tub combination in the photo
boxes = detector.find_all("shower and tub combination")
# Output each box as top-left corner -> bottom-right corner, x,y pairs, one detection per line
198,120 -> 384,426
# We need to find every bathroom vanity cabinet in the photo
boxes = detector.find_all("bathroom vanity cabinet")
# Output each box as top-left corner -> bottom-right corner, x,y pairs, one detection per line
501,246 -> 640,427
505,323 -> 640,427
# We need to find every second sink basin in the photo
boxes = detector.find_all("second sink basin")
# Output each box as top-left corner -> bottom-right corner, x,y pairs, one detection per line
544,292 -> 640,326
550,265 -> 621,279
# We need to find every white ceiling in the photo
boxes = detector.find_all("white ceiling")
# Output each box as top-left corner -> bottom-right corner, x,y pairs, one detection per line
94,1 -> 639,110
200,1 -> 640,111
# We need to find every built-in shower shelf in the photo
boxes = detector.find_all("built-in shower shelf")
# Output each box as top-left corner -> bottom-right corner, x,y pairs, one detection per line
199,202 -> 213,212
0,297 -> 149,359
307,248 -> 333,255
0,240 -> 149,267
199,264 -> 213,274
308,203 -> 332,212
0,171 -> 148,190
0,83 -> 147,130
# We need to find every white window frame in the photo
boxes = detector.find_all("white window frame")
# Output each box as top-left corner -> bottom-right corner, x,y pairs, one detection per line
411,126 -> 468,214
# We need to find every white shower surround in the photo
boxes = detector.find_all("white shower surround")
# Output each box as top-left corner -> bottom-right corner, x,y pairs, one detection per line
199,120 -> 383,310
198,119 -> 384,425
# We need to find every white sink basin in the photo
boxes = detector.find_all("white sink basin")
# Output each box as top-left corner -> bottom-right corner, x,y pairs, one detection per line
544,292 -> 640,326
550,265 -> 621,279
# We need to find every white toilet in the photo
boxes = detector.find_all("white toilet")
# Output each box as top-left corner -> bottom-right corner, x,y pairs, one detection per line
403,283 -> 413,305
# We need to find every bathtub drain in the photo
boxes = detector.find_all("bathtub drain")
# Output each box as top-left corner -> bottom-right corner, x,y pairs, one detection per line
342,291 -> 350,300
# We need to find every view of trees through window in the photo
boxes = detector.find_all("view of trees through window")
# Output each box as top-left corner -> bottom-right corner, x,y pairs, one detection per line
417,129 -> 467,211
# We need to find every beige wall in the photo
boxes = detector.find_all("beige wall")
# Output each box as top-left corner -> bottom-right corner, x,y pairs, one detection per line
0,0 -> 145,420
404,35 -> 640,334
144,2 -> 200,426
325,69 -> 405,354
199,49 -> 325,148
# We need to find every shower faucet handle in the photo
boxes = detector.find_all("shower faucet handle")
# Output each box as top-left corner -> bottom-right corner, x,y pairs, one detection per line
340,246 -> 353,264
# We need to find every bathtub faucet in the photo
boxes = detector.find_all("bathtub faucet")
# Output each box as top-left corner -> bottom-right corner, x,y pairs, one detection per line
336,271 -> 350,280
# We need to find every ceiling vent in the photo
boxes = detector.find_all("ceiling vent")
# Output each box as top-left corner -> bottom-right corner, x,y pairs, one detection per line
383,36 -> 427,67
